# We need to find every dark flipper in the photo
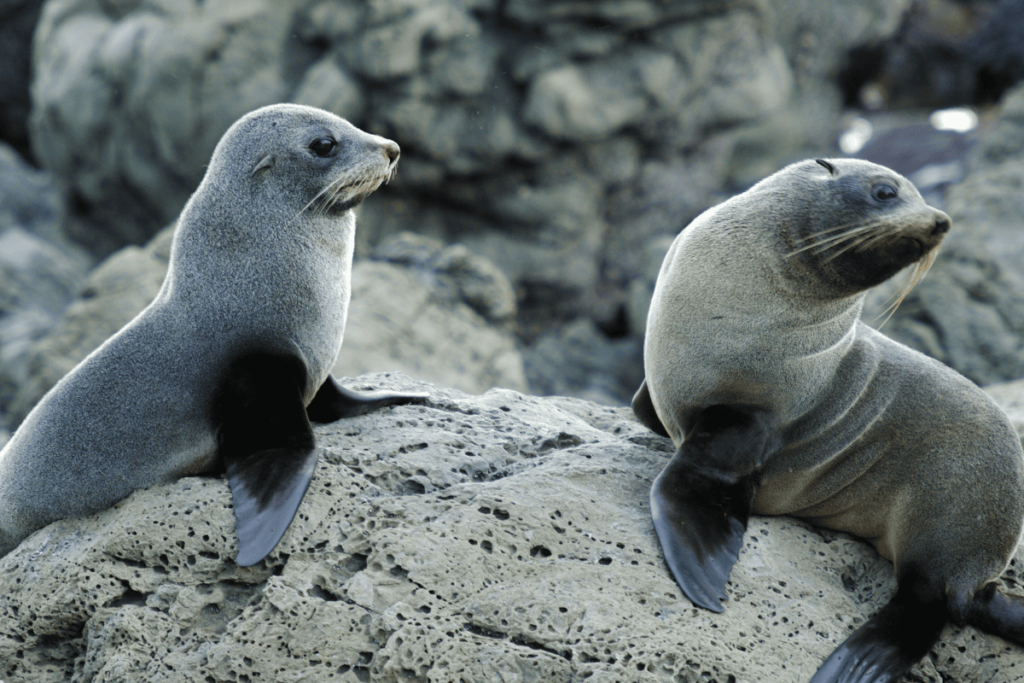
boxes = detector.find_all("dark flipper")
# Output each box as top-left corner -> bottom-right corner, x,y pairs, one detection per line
306,374 -> 428,423
631,379 -> 670,438
213,352 -> 320,567
966,582 -> 1024,646
651,405 -> 767,612
811,568 -> 948,683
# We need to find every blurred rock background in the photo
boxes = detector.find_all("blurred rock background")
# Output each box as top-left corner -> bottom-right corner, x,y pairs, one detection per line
2,0 -> 1024,439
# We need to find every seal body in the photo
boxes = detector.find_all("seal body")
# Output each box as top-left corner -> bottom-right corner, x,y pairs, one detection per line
0,104 -> 425,564
634,158 -> 1024,682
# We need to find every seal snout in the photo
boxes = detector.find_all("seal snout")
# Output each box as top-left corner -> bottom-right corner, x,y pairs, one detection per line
382,140 -> 400,165
931,215 -> 950,236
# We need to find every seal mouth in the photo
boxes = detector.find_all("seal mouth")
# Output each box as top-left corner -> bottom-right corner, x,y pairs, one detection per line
904,237 -> 925,260
297,166 -> 394,219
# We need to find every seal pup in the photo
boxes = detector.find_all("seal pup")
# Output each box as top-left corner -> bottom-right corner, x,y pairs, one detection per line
633,158 -> 1024,682
0,104 -> 427,566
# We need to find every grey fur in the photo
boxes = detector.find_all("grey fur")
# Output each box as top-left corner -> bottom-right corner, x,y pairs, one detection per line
0,104 -> 400,557
644,158 -> 1024,612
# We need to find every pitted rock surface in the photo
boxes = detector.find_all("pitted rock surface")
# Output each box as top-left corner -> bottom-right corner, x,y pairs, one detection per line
2,374 -> 1022,682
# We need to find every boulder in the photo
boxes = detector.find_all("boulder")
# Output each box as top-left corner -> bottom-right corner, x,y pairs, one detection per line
0,141 -> 92,431
29,0 -> 911,323
1,373 -> 1021,682
863,82 -> 1024,385
6,226 -> 526,426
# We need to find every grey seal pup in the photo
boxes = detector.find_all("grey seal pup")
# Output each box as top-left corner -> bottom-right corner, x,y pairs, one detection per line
632,158 -> 1024,682
0,103 -> 426,566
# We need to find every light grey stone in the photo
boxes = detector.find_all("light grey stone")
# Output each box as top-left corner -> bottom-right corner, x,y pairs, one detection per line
1,374 -> 1021,681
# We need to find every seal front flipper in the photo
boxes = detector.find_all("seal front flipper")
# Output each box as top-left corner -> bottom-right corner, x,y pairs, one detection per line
631,379 -> 669,438
213,352 -> 320,567
306,374 -> 428,423
651,405 -> 768,612
810,567 -> 948,683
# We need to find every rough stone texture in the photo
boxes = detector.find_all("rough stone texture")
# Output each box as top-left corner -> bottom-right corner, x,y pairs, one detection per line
2,374 -> 1022,682
5,225 -> 526,427
29,0 -> 909,317
863,82 -> 1024,386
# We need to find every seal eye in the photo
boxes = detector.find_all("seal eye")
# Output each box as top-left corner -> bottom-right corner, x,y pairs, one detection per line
309,137 -> 337,158
871,183 -> 898,201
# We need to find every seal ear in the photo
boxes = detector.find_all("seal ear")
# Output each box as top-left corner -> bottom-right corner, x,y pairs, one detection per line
251,154 -> 275,177
815,159 -> 837,175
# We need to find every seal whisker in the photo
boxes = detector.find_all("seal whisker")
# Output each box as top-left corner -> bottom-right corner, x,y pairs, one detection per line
789,222 -> 881,257
873,247 -> 939,327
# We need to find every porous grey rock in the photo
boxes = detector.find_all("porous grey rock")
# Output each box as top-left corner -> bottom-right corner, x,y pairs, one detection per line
864,82 -> 1024,385
6,225 -> 526,426
1,374 -> 1021,682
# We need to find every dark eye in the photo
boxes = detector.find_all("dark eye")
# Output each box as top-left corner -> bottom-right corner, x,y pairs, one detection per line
871,183 -> 898,201
309,137 -> 336,158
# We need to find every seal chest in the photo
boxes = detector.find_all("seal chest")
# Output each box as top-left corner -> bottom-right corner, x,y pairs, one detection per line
633,158 -> 1024,682
0,104 -> 427,566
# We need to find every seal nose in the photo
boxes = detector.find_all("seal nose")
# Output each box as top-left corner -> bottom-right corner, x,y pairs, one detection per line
382,141 -> 400,165
931,216 -> 950,236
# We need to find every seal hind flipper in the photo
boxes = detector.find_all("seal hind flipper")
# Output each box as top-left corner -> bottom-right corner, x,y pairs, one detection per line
631,379 -> 669,438
213,352 -> 320,567
306,374 -> 428,423
810,568 -> 948,683
651,405 -> 766,612
965,582 -> 1024,646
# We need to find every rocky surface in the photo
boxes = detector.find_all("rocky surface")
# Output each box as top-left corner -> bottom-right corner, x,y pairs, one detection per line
863,82 -> 1024,386
29,0 -> 907,315
2,373 -> 1022,683
0,141 -> 94,435
3,225 -> 526,428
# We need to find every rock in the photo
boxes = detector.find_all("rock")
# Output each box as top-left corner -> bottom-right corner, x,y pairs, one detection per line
6,226 -> 526,426
1,373 -> 1021,681
0,140 -> 74,248
336,234 -> 527,395
0,0 -> 45,157
863,83 -> 1024,385
0,227 -> 92,427
6,225 -> 174,427
29,0 -> 911,329
522,318 -> 643,407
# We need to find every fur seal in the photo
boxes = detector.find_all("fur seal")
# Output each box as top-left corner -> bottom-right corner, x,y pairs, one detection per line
632,158 -> 1024,682
0,104 -> 426,566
